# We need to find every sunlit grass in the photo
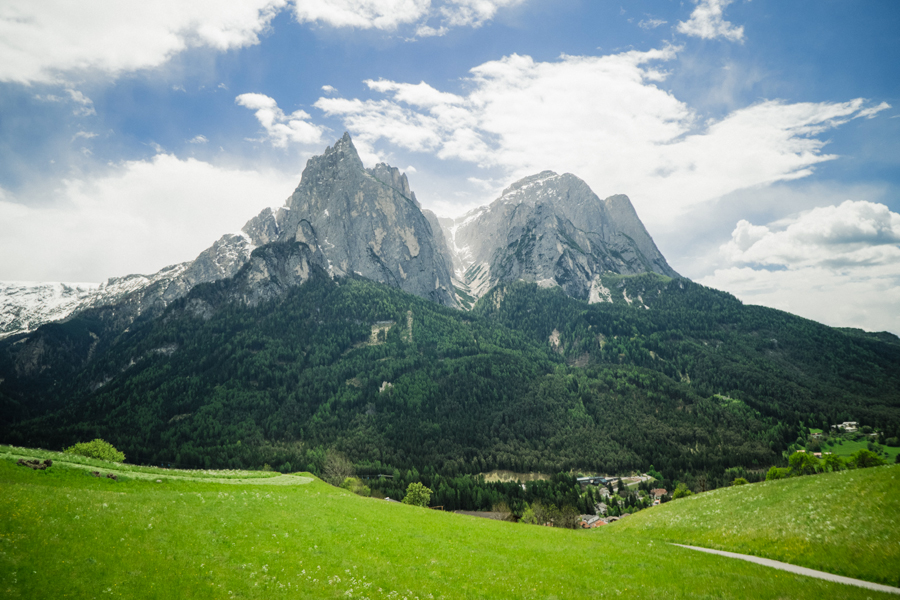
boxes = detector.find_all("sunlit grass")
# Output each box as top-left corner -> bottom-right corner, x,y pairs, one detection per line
2,456 -> 897,598
614,464 -> 900,586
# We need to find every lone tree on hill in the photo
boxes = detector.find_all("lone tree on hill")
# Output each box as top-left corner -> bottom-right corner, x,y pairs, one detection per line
402,482 -> 433,507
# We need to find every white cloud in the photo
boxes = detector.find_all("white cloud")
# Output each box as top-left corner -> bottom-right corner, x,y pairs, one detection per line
311,48 -> 888,228
0,0 -> 287,84
66,89 -> 96,116
73,131 -> 98,141
293,0 -> 524,33
293,0 -> 431,30
638,18 -> 667,30
34,88 -> 96,116
439,0 -> 526,28
321,85 -> 338,94
722,201 -> 900,268
0,155 -> 299,282
235,93 -> 327,147
677,0 -> 744,42
189,134 -> 209,144
700,201 -> 900,334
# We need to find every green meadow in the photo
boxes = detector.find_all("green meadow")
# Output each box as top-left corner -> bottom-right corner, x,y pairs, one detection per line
821,437 -> 900,462
615,463 -> 900,586
1,449 -> 898,599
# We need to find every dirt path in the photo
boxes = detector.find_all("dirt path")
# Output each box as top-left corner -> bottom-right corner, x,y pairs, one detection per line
672,543 -> 900,595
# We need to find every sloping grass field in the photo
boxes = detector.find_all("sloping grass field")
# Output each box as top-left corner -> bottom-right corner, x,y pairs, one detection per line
614,463 -> 900,586
1,449 -> 898,599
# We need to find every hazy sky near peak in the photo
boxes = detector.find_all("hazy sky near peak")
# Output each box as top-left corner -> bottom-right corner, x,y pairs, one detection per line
1,0 -> 898,333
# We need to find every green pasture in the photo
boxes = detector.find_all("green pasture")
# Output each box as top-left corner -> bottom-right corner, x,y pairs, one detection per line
615,464 -> 900,586
2,453 -> 898,599
819,437 -> 900,462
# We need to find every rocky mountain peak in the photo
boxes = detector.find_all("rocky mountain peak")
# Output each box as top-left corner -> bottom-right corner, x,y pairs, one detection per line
444,171 -> 678,308
274,134 -> 456,307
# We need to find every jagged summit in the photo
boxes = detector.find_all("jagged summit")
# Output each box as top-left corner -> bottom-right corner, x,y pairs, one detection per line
0,134 -> 679,336
445,171 -> 678,307
273,133 -> 456,307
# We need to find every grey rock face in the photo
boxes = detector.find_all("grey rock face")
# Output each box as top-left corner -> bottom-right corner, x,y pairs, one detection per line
277,133 -> 457,307
445,171 -> 678,304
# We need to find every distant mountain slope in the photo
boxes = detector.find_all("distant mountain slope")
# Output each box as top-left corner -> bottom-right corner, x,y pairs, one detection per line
2,263 -> 898,479
475,276 -> 900,428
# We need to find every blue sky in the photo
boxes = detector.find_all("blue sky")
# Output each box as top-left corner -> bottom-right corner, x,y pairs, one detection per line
1,0 -> 899,333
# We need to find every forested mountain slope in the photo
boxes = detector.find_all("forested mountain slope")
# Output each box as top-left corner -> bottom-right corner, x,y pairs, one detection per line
476,274 -> 900,429
2,256 -> 897,481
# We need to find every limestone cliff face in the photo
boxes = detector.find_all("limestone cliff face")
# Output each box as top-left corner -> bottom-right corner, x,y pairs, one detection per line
277,133 -> 457,307
446,171 -> 678,305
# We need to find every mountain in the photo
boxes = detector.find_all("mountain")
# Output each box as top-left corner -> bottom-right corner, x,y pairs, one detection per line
1,133 -> 898,484
0,133 -> 457,339
0,282 -> 98,339
270,132 -> 456,307
444,171 -> 678,308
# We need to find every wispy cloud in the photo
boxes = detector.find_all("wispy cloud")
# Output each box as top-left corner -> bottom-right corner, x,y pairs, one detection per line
638,18 -> 667,30
34,88 -> 96,116
189,134 -> 209,144
677,0 -> 744,42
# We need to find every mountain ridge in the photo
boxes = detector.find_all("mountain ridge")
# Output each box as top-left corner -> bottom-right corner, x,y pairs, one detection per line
0,133 -> 678,336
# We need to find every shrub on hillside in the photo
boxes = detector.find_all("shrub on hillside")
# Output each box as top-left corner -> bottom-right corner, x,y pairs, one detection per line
789,451 -> 822,476
732,477 -> 749,486
850,449 -> 886,469
672,482 -> 693,499
341,477 -> 371,497
765,466 -> 790,480
63,439 -> 125,462
402,482 -> 433,507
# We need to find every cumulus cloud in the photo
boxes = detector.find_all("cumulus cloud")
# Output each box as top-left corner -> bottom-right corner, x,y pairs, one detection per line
700,201 -> 900,334
0,0 -> 530,85
0,155 -> 299,282
677,0 -> 744,42
722,201 -> 900,268
235,93 -> 327,147
0,0 -> 287,84
312,48 -> 888,227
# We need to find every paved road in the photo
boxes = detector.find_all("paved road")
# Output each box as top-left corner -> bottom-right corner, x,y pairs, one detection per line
672,543 -> 900,595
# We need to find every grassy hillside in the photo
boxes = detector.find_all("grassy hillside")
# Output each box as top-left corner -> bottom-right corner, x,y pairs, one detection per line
614,463 -> 900,586
1,451 -> 896,599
